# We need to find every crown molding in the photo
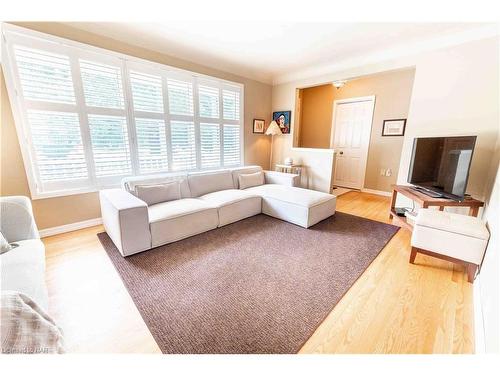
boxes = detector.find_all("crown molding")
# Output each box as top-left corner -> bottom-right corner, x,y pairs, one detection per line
272,24 -> 499,85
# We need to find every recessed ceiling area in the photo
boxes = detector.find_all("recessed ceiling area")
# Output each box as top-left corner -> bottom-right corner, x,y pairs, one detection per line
66,22 -> 491,84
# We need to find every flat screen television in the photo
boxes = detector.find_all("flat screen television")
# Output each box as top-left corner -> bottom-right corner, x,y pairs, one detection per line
407,136 -> 477,201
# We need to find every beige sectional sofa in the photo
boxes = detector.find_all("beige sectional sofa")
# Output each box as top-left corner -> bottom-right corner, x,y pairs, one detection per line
99,166 -> 337,256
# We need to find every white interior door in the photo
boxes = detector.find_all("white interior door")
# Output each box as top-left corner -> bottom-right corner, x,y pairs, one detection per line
331,96 -> 375,189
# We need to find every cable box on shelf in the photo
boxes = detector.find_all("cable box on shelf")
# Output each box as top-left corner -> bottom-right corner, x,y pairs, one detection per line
394,207 -> 407,217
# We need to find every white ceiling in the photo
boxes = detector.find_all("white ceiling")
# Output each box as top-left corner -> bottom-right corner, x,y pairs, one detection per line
66,22 -> 493,84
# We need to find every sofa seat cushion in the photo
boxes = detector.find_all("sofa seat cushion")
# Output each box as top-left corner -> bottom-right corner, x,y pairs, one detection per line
198,189 -> 260,208
199,189 -> 262,227
245,184 -> 336,228
0,239 -> 48,311
148,199 -> 218,247
245,184 -> 333,208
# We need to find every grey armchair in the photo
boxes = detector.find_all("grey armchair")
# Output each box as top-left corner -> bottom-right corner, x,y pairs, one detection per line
0,196 -> 48,310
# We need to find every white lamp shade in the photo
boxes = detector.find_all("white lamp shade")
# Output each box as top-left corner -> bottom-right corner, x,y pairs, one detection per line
265,120 -> 282,135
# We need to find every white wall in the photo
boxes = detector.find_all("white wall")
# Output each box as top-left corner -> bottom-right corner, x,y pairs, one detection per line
397,37 -> 500,201
476,136 -> 500,353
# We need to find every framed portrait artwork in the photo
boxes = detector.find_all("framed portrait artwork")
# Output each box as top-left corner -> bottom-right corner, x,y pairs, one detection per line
272,111 -> 291,134
382,119 -> 406,136
253,119 -> 265,134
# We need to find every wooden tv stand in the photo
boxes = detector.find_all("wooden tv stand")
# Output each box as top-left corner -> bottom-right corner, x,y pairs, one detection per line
389,185 -> 484,231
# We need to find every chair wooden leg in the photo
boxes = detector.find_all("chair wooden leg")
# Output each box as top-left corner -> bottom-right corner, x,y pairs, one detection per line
466,263 -> 478,283
409,247 -> 418,264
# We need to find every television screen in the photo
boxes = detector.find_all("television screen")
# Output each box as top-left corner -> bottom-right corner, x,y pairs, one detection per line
407,136 -> 476,201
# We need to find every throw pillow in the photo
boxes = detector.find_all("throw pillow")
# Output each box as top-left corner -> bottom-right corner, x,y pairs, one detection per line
239,171 -> 265,190
1,231 -> 12,255
135,181 -> 181,206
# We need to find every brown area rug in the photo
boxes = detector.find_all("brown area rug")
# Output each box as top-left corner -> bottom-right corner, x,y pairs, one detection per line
97,212 -> 399,354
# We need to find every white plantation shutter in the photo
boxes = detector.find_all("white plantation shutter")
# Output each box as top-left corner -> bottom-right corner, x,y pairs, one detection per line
27,110 -> 87,182
130,70 -> 169,173
130,71 -> 164,113
88,115 -> 132,177
4,26 -> 243,197
223,125 -> 241,166
170,121 -> 196,171
167,79 -> 193,116
198,85 -> 219,118
14,46 -> 76,104
222,89 -> 240,121
135,118 -> 168,173
80,60 -> 125,109
79,57 -> 132,180
200,123 -> 221,168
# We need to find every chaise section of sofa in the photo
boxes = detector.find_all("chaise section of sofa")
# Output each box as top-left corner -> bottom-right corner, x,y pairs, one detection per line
244,184 -> 337,228
99,165 -> 336,256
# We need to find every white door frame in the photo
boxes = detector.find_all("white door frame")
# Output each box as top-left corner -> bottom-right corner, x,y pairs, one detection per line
330,95 -> 376,189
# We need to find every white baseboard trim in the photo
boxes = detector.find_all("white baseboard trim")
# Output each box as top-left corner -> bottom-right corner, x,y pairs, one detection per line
39,217 -> 102,238
361,188 -> 392,197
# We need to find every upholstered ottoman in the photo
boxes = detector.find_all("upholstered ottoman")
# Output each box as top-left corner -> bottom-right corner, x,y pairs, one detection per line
410,208 -> 489,282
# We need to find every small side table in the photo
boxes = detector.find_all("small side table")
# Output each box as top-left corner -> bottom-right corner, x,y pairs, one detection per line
389,185 -> 484,231
275,164 -> 302,177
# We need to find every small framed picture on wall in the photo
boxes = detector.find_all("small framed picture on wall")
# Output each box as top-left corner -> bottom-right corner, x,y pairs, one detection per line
253,119 -> 265,134
382,119 -> 406,136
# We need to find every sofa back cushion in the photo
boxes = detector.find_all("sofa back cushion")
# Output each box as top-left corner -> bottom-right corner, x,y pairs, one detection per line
187,170 -> 235,197
122,172 -> 191,198
135,182 -> 181,206
231,166 -> 263,189
238,171 -> 265,190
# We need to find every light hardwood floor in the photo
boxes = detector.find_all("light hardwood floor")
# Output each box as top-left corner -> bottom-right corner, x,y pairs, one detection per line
42,191 -> 474,354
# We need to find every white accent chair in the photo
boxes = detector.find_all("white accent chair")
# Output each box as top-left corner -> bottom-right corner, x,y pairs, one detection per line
0,196 -> 48,310
100,166 -> 337,257
410,208 -> 490,283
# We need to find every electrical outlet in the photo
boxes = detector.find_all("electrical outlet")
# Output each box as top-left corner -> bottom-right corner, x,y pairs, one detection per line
380,169 -> 385,176
385,168 -> 392,177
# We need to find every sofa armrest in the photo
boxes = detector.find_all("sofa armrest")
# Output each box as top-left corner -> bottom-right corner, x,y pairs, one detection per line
263,170 -> 300,187
99,189 -> 151,256
0,196 -> 39,242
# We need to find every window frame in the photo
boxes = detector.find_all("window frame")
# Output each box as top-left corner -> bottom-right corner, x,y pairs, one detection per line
2,24 -> 244,199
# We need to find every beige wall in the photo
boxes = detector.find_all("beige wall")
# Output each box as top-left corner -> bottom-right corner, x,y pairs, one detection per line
332,69 -> 415,192
296,69 -> 415,192
272,82 -> 336,193
0,22 -> 272,229
299,84 -> 334,148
